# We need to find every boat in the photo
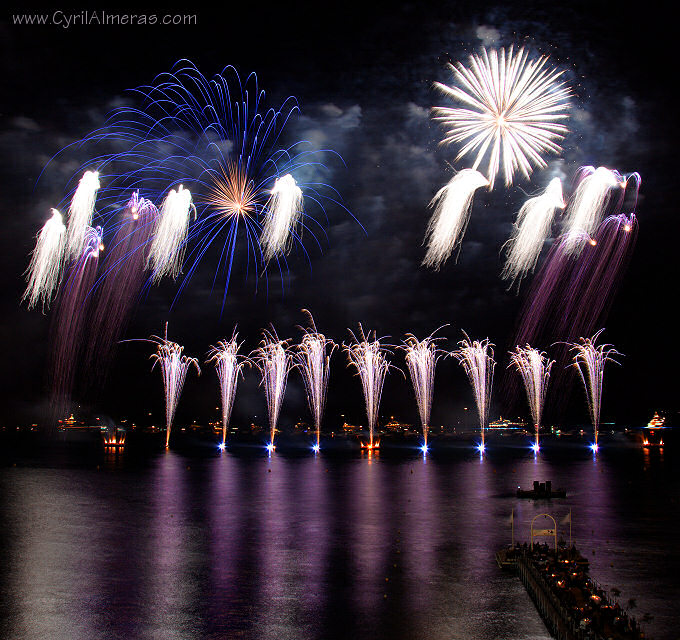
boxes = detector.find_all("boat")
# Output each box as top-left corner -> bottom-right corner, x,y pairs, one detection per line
516,480 -> 566,499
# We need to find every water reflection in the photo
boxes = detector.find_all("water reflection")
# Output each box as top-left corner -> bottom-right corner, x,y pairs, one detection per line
1,446 -> 678,639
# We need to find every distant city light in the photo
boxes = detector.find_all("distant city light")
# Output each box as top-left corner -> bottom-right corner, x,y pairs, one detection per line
311,444 -> 321,453
217,442 -> 226,451
266,443 -> 275,455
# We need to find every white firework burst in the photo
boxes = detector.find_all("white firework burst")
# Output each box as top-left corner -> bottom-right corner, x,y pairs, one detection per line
433,46 -> 571,189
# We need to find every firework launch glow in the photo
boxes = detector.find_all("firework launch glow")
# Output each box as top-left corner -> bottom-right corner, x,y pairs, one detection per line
452,334 -> 495,449
508,345 -> 554,449
253,329 -> 293,449
65,170 -> 100,260
208,332 -> 249,447
344,326 -> 393,449
150,326 -> 201,449
400,331 -> 446,448
433,47 -> 571,189
422,169 -> 489,269
22,208 -> 66,311
502,177 -> 565,286
567,330 -> 620,447
295,311 -> 336,448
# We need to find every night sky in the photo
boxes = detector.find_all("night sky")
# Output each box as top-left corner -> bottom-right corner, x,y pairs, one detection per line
0,2 -> 676,431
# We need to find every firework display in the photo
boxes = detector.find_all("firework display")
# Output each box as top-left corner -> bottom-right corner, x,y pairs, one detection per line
433,47 -> 571,189
65,170 -> 100,260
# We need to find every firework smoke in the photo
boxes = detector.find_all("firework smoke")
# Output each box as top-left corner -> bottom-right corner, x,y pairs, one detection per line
567,330 -> 621,447
150,325 -> 201,449
508,345 -> 554,449
295,311 -> 336,449
261,174 -> 304,262
422,169 -> 489,269
22,208 -> 66,311
452,334 -> 495,449
433,47 -> 571,188
147,185 -> 194,282
208,332 -> 249,447
253,329 -> 293,449
65,171 -> 100,260
400,330 -> 446,448
502,178 -> 565,286
344,326 -> 392,449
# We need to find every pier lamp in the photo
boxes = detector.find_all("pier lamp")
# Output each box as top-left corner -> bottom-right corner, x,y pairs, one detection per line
531,443 -> 540,454
217,442 -> 226,452
476,443 -> 485,454
420,444 -> 429,455
589,443 -> 599,453
266,443 -> 275,455
311,443 -> 320,454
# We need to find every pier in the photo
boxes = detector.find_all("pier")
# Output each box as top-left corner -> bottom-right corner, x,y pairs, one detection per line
497,544 -> 649,639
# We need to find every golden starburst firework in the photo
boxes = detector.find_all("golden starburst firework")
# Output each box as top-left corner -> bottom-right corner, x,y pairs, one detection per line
206,161 -> 259,218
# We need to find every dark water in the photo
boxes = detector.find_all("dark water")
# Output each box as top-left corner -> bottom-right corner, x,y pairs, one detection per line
1,443 -> 678,640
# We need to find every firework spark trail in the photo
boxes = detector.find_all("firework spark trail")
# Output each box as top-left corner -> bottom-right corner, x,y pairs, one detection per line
84,193 -> 158,382
261,174 -> 304,262
400,330 -> 446,448
433,47 -> 571,189
49,226 -> 103,418
561,167 -> 624,256
344,326 -> 392,448
253,329 -> 293,448
566,330 -> 621,446
502,177 -> 565,286
452,334 -> 495,449
65,171 -> 100,260
208,331 -> 249,447
295,311 -> 336,448
508,345 -> 554,449
22,208 -> 66,311
147,185 -> 194,282
150,325 -> 201,449
422,169 -> 489,269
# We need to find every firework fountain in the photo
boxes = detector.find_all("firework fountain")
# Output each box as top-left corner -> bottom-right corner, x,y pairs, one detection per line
344,326 -> 392,450
253,329 -> 293,452
208,332 -> 249,449
400,331 -> 446,452
567,330 -> 621,450
295,311 -> 336,452
22,208 -> 66,311
422,169 -> 489,269
452,334 -> 495,452
508,345 -> 554,452
502,178 -> 565,286
150,325 -> 201,449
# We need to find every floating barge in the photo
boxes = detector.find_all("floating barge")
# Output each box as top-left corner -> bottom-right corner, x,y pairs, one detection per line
497,544 -> 649,639
517,480 -> 566,499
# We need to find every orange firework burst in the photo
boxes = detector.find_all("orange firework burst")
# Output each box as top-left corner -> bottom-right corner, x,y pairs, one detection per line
206,161 -> 260,218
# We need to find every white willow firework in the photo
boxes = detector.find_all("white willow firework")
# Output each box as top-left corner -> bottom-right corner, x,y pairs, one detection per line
508,345 -> 555,449
433,46 -> 571,189
452,334 -> 495,448
147,185 -> 194,282
344,326 -> 392,448
261,174 -> 304,262
150,327 -> 201,448
22,208 -> 66,310
400,331 -> 446,448
562,167 -> 624,256
422,169 -> 489,269
295,311 -> 336,448
208,332 -> 250,447
253,329 -> 294,448
65,170 -> 100,260
567,330 -> 621,446
502,177 -> 565,285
